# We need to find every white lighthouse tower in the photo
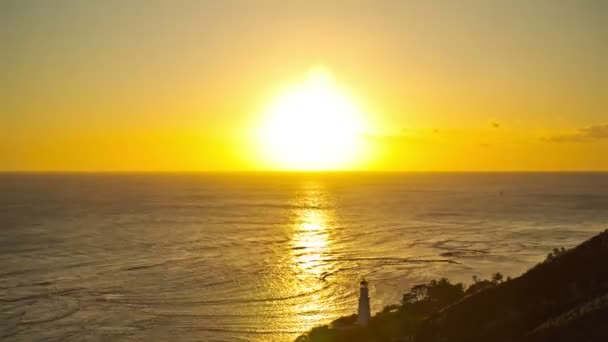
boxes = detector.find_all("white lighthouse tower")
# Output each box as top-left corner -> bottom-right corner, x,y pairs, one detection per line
357,279 -> 371,326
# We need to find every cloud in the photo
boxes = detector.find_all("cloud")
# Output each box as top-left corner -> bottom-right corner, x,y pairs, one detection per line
545,124 -> 608,143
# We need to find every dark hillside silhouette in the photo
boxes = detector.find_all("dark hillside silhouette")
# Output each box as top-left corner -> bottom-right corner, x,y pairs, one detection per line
297,230 -> 608,342
416,229 -> 608,342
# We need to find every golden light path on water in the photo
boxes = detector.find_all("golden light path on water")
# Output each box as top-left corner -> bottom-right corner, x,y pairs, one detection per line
287,182 -> 337,335
293,209 -> 329,278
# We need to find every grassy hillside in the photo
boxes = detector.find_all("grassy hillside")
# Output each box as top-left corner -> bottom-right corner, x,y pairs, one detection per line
296,229 -> 608,342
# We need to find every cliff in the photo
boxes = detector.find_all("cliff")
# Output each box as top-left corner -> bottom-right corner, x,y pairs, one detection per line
297,229 -> 608,342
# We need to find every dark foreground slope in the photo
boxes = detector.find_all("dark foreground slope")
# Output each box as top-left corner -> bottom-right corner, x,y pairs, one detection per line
416,229 -> 608,342
297,230 -> 608,342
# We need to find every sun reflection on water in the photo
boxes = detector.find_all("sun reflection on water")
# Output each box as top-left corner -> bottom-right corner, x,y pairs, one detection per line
288,183 -> 338,332
292,209 -> 330,277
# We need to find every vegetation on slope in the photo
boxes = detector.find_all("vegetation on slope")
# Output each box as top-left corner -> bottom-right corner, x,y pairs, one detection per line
296,230 -> 608,342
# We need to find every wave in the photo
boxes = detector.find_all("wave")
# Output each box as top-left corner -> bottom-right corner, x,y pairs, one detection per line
94,286 -> 331,306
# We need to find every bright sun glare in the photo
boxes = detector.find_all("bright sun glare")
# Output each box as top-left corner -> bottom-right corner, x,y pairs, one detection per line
259,66 -> 366,171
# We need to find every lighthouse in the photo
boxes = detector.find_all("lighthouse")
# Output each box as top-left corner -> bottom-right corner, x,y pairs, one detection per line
357,279 -> 371,326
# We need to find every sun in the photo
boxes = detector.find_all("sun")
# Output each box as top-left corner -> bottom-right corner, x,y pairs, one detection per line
258,66 -> 367,171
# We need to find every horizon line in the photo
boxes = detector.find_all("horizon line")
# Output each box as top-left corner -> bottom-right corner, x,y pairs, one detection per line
2,170 -> 608,174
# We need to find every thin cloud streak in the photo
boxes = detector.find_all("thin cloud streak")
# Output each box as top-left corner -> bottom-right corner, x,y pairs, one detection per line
544,124 -> 608,143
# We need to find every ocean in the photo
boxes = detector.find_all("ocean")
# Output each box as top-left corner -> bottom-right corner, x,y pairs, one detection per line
1,172 -> 607,341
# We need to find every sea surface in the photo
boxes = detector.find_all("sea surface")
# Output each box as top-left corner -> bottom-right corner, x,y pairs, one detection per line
1,173 -> 607,341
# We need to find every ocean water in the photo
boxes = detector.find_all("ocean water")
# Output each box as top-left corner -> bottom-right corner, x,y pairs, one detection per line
1,173 -> 607,341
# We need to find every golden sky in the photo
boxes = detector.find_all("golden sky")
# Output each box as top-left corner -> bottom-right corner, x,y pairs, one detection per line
2,0 -> 607,171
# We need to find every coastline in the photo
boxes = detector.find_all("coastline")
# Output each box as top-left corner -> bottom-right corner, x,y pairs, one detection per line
297,230 -> 608,342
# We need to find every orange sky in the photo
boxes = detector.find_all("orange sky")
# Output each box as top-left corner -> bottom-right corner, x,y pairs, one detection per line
2,1 -> 607,171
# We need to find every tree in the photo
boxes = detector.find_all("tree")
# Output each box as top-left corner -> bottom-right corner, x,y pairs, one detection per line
492,272 -> 504,283
426,278 -> 465,305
